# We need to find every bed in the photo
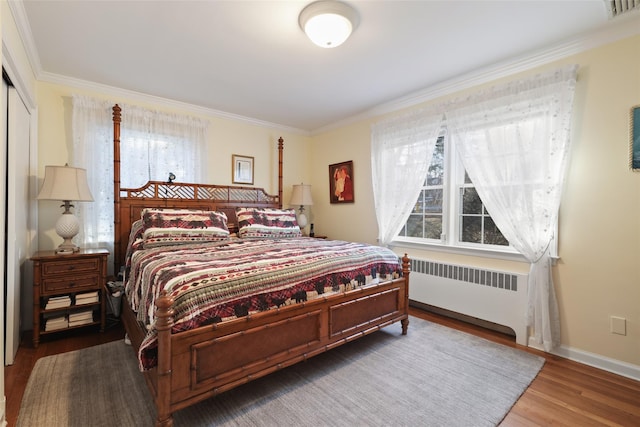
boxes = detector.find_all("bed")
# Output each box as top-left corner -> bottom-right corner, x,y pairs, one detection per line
112,104 -> 411,426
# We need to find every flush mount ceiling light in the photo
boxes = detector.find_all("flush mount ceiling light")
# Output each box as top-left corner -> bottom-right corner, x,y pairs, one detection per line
299,0 -> 359,48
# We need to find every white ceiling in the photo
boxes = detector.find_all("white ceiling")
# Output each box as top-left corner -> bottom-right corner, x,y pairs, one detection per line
13,1 -> 623,133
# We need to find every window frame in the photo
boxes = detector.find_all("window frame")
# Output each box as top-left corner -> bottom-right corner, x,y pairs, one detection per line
392,131 -> 527,261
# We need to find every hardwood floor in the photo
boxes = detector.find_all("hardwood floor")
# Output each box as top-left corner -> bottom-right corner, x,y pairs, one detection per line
5,308 -> 640,426
408,308 -> 640,427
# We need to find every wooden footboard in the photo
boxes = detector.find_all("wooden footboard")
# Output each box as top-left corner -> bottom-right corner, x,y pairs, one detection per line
121,255 -> 410,427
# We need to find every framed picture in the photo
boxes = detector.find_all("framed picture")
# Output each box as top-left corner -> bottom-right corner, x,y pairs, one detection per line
329,160 -> 354,204
630,105 -> 640,171
232,154 -> 254,185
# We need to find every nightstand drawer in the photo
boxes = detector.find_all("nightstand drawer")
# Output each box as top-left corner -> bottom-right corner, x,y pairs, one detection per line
43,258 -> 101,276
42,274 -> 99,293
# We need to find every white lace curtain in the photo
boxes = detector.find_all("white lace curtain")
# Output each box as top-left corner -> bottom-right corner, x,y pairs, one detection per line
119,104 -> 207,188
71,96 -> 115,270
71,95 -> 208,274
370,64 -> 578,351
447,64 -> 578,351
371,107 -> 444,245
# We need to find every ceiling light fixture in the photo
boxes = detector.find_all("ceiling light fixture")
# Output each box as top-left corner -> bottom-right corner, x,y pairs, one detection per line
299,1 -> 359,48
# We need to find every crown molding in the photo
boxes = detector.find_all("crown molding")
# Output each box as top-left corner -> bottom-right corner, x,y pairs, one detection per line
312,10 -> 640,135
39,71 -> 309,136
7,0 -> 43,77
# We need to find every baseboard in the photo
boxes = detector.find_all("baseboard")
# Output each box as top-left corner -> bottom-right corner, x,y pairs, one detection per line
528,341 -> 640,382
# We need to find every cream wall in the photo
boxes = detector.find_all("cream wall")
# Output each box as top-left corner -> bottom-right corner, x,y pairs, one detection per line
308,34 -> 640,371
308,121 -> 378,243
35,82 -> 313,248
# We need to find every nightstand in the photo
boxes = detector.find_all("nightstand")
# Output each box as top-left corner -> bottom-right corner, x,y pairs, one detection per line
31,248 -> 109,347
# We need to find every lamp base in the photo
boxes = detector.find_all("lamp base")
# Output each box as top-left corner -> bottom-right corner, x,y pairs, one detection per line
297,208 -> 308,236
297,212 -> 308,229
55,209 -> 81,255
55,241 -> 80,255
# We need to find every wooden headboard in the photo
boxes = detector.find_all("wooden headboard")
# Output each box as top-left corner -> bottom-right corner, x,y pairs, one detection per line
112,104 -> 284,274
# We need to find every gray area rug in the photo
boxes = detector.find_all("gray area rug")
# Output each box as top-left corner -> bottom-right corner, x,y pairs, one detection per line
17,317 -> 544,427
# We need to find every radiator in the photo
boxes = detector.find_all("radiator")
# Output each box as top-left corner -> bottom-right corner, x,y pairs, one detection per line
409,258 -> 529,345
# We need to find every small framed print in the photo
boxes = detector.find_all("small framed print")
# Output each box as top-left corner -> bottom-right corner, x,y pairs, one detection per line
232,154 -> 254,185
630,105 -> 640,171
329,160 -> 354,204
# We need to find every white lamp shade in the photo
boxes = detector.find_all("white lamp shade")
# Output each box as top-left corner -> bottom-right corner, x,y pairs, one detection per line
290,184 -> 314,206
37,165 -> 94,202
299,1 -> 359,48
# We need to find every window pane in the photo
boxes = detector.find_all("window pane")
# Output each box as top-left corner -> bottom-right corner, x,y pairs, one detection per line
426,137 -> 445,186
425,216 -> 442,239
461,216 -> 481,243
412,191 -> 425,214
424,189 -> 443,214
405,215 -> 424,238
484,217 -> 509,246
461,187 -> 482,214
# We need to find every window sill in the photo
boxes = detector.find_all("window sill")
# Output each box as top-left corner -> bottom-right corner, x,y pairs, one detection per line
389,239 -> 529,263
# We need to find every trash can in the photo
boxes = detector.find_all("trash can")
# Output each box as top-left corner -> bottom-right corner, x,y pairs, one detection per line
107,290 -> 122,318
106,281 -> 124,318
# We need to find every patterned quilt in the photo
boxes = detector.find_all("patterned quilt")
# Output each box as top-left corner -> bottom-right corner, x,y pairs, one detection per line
125,237 -> 402,369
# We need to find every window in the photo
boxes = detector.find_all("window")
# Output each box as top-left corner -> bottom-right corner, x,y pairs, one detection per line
120,130 -> 201,189
400,136 -> 445,240
397,134 -> 511,250
458,173 -> 508,246
71,97 -> 208,274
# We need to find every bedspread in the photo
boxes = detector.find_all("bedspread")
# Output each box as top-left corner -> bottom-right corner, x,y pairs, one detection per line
126,237 -> 402,369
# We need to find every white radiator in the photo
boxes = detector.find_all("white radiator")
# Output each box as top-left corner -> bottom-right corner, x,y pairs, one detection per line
409,258 -> 529,345
609,0 -> 639,18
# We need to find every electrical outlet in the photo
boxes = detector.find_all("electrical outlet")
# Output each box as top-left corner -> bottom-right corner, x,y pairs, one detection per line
610,316 -> 627,336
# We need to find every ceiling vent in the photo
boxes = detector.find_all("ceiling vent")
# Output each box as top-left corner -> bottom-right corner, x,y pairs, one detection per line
608,0 -> 639,18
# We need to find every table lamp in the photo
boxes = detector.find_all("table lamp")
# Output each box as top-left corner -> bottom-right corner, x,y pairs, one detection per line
290,183 -> 314,232
37,164 -> 94,254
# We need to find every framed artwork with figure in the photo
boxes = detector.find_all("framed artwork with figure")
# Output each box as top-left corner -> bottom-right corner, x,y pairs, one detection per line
329,161 -> 354,204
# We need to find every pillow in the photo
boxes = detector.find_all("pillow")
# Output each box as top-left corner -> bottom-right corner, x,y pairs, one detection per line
141,208 -> 230,248
236,207 -> 302,239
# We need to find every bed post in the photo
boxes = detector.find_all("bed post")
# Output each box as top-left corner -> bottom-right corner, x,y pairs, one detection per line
278,136 -> 283,209
155,292 -> 175,427
401,253 -> 410,335
113,104 -> 122,275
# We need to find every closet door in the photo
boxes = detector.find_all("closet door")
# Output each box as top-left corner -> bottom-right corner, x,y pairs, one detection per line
0,77 -> 6,366
5,86 -> 30,365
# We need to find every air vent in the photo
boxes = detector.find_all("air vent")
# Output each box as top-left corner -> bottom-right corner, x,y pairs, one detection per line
609,0 -> 639,18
